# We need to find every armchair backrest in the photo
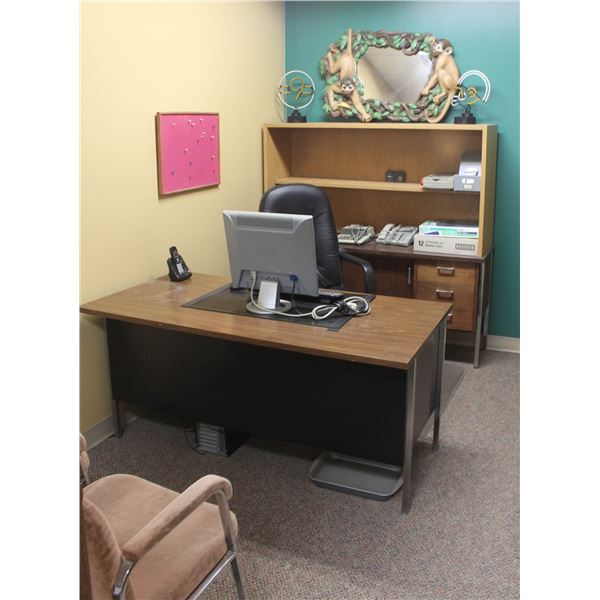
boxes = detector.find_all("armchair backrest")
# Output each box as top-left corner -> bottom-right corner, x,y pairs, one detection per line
82,496 -> 137,599
80,434 -> 136,600
259,184 -> 343,289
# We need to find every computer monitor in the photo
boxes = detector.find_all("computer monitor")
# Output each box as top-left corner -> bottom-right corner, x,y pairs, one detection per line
223,210 -> 320,314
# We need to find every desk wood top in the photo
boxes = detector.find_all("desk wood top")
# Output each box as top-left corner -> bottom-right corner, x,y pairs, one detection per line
80,274 -> 451,370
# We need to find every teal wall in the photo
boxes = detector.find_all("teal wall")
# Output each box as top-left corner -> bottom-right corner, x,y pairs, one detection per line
285,1 -> 520,338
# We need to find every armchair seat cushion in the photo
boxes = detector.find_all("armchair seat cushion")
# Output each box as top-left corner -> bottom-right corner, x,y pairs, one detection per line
84,474 -> 238,600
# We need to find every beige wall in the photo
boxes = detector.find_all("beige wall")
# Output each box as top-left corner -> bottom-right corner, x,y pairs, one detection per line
80,1 -> 284,430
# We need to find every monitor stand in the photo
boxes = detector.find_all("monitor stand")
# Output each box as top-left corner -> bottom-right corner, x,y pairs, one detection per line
246,279 -> 292,315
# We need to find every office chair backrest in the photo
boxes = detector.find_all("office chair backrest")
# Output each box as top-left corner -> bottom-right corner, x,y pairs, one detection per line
259,184 -> 343,289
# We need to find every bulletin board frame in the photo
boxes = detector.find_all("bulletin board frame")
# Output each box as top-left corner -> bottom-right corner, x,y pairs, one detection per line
155,112 -> 221,196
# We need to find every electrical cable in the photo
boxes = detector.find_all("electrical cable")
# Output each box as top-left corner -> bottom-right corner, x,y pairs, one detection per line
249,271 -> 370,320
181,419 -> 207,455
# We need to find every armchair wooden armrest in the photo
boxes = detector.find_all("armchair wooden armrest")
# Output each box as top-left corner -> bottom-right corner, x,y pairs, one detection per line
122,474 -> 233,562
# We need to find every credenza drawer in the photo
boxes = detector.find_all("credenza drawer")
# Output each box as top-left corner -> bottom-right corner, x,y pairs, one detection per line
415,260 -> 477,285
414,260 -> 478,331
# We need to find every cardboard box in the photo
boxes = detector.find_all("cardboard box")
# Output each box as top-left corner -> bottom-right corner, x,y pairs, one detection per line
413,234 -> 478,256
418,220 -> 478,237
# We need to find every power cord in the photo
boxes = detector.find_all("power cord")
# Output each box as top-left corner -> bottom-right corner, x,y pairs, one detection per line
181,419 -> 207,455
249,271 -> 370,320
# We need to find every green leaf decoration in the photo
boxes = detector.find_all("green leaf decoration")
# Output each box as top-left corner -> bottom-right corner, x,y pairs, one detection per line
356,32 -> 362,42
410,39 -> 418,49
433,106 -> 440,116
374,99 -> 381,107
408,103 -> 417,109
393,102 -> 401,108
373,112 -> 382,120
339,34 -> 347,49
400,117 -> 410,122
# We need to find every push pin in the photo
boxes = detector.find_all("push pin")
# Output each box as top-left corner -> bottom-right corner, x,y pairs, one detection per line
201,132 -> 206,138
211,155 -> 215,160
184,148 -> 188,153
210,135 -> 214,140
172,122 -> 176,127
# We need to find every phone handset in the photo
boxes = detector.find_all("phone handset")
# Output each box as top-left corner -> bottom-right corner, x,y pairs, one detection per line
377,223 -> 400,243
167,246 -> 192,281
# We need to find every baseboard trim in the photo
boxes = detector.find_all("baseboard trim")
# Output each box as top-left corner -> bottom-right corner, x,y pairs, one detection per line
82,405 -> 143,450
447,331 -> 520,353
486,335 -> 520,353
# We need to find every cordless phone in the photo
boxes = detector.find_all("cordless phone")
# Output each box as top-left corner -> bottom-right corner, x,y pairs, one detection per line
167,246 -> 192,281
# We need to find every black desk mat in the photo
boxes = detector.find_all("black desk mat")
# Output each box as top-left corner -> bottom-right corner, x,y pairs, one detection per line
183,285 -> 375,332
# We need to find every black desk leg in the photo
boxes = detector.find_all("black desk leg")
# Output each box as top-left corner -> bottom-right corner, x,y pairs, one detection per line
402,358 -> 417,514
433,319 -> 447,451
112,397 -> 122,438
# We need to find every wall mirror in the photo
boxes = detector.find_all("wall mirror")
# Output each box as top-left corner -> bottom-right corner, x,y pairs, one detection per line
320,29 -> 460,123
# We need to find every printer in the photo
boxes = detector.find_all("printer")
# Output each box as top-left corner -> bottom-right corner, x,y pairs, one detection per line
454,151 -> 482,192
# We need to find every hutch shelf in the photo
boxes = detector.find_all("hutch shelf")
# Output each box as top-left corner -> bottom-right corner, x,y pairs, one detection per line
262,122 -> 498,367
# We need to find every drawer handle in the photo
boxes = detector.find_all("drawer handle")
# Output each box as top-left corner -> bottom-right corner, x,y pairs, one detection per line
436,266 -> 455,276
436,288 -> 454,299
447,312 -> 453,322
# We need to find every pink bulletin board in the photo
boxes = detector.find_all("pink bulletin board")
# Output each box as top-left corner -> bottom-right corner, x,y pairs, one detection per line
156,113 -> 220,196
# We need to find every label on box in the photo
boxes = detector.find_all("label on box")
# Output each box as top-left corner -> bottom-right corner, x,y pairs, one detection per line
413,234 -> 478,256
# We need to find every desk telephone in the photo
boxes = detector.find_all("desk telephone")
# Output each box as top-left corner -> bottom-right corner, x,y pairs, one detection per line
337,224 -> 375,245
376,224 -> 418,246
167,246 -> 192,281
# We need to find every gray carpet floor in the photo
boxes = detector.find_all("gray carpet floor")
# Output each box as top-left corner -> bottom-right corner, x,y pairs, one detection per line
88,351 -> 519,600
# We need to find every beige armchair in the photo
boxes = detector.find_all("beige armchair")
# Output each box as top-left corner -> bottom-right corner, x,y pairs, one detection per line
80,434 -> 245,599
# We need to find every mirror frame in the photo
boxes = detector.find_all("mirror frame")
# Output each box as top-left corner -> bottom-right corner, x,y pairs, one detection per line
319,30 -> 460,123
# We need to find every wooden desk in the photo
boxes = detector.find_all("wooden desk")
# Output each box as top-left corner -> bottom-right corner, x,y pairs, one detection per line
81,274 -> 450,513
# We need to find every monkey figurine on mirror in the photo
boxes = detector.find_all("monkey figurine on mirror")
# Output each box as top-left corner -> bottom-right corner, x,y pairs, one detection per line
324,29 -> 372,122
421,38 -> 460,123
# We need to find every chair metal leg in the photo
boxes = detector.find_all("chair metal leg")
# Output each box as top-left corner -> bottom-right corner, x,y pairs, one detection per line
230,555 -> 246,600
216,491 -> 247,599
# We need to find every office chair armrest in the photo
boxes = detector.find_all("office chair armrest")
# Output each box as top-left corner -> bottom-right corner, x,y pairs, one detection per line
339,248 -> 376,294
121,474 -> 233,562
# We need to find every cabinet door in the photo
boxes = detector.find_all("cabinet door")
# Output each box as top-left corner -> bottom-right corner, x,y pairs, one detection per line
342,254 -> 414,297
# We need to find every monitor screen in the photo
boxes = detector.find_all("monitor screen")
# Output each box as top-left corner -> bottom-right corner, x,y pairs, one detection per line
223,210 -> 320,299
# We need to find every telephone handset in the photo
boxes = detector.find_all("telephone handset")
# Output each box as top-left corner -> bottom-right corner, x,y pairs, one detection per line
167,246 -> 192,281
376,223 -> 418,246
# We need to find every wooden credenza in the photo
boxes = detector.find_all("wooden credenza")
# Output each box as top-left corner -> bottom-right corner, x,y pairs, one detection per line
262,122 -> 498,366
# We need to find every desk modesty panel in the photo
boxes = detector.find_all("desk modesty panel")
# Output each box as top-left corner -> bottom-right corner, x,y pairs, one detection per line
80,274 -> 451,370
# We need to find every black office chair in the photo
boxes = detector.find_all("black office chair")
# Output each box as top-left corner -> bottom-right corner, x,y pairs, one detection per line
259,184 -> 375,293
